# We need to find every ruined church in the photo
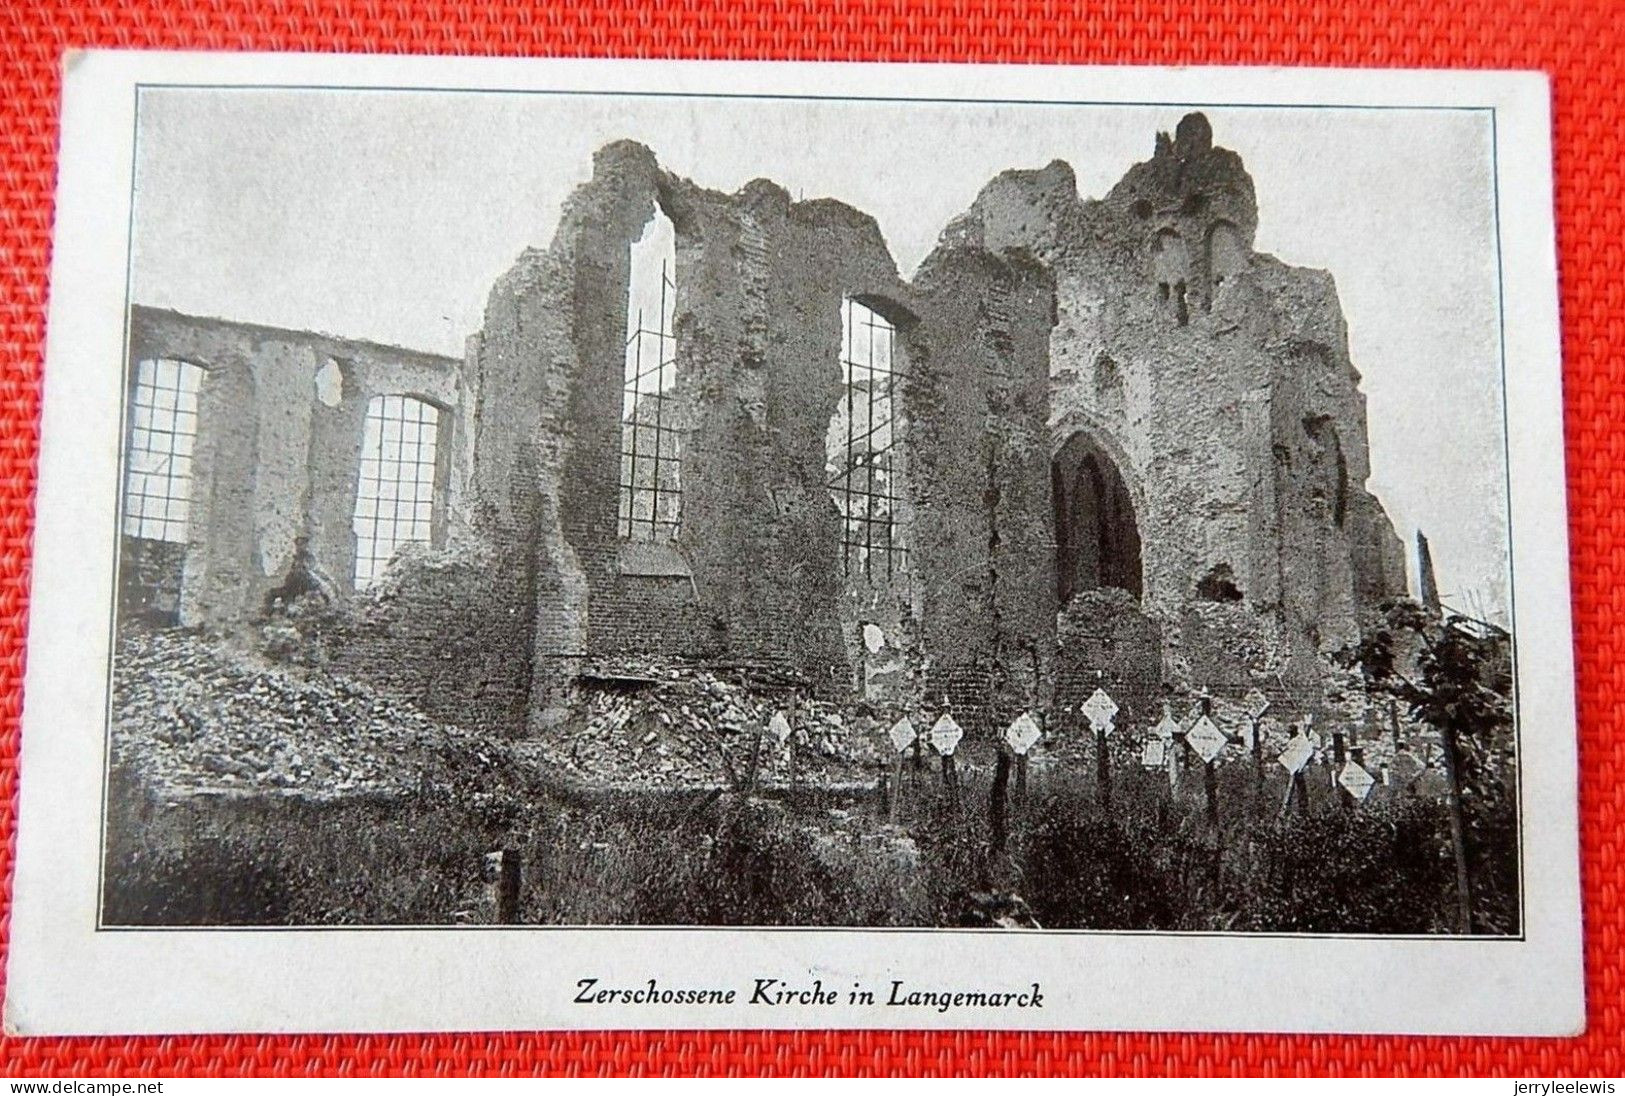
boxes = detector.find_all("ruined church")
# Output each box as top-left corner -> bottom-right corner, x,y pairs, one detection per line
120,113 -> 1407,740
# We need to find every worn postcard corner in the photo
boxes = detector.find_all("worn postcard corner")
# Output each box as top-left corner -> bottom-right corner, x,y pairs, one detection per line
4,52 -> 1580,1037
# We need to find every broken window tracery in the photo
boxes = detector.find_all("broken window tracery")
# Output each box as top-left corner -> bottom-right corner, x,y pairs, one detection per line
124,357 -> 204,543
353,394 -> 442,587
619,207 -> 682,543
826,297 -> 908,581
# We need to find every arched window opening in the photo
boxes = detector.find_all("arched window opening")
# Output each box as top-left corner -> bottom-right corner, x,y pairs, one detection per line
1303,415 -> 1350,528
1052,431 -> 1142,606
124,357 -> 205,543
1207,220 -> 1246,309
826,297 -> 908,581
1150,229 -> 1191,326
619,207 -> 682,542
353,394 -> 443,587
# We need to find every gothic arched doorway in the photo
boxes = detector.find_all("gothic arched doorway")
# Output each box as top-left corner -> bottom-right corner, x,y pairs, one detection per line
1052,430 -> 1143,606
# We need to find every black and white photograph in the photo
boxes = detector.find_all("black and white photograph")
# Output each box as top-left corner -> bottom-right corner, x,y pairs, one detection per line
6,54 -> 1579,1036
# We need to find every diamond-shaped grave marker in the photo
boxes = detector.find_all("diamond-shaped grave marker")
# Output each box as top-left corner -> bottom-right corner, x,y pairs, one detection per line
1004,712 -> 1042,756
887,716 -> 917,754
1277,735 -> 1313,775
1141,738 -> 1166,769
1080,688 -> 1119,733
928,713 -> 964,757
1388,751 -> 1425,789
1153,712 -> 1183,741
1243,688 -> 1271,719
1338,760 -> 1376,802
1186,715 -> 1227,763
769,710 -> 792,744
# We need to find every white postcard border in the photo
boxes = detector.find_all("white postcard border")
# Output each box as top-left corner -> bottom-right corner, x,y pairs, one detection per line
5,52 -> 1581,1036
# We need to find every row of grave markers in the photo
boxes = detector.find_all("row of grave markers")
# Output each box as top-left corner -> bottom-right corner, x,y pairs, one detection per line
752,703 -> 978,801
773,705 -> 1030,762
1138,698 -> 1379,804
761,684 -> 1396,813
758,684 -> 1459,925
790,686 -> 1378,809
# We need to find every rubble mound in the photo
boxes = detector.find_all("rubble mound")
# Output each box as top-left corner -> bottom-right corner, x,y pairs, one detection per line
546,664 -> 888,789
111,625 -> 524,802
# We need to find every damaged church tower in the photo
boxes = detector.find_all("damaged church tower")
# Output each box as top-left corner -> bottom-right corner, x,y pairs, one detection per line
941,112 -> 1407,715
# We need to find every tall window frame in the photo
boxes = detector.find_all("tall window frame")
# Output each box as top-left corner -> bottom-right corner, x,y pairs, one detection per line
826,297 -> 909,581
619,208 -> 683,542
352,393 -> 444,588
124,357 -> 205,543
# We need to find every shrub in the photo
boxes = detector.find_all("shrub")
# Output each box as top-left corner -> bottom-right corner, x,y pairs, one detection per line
1236,799 -> 1456,933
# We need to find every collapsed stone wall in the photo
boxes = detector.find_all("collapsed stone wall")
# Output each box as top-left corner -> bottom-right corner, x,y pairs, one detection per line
1054,587 -> 1163,730
472,143 -> 1059,734
322,538 -> 538,729
122,308 -> 538,731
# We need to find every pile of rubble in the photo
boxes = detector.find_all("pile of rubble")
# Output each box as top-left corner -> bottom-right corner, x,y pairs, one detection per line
541,665 -> 888,789
114,629 -> 896,800
111,626 -> 522,802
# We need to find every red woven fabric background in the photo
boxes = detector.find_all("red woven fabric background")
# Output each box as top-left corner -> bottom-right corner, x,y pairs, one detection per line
0,0 -> 1617,1077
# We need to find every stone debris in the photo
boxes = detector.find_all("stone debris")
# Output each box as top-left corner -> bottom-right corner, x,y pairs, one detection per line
112,626 -> 522,802
114,628 -> 892,802
549,665 -> 886,789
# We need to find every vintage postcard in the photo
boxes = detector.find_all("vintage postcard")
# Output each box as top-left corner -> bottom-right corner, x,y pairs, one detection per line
5,52 -> 1579,1035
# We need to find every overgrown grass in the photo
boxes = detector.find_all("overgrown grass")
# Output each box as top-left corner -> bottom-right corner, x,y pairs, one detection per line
102,755 -> 1520,934
1006,763 -> 1517,934
103,767 -> 492,925
102,773 -> 942,927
